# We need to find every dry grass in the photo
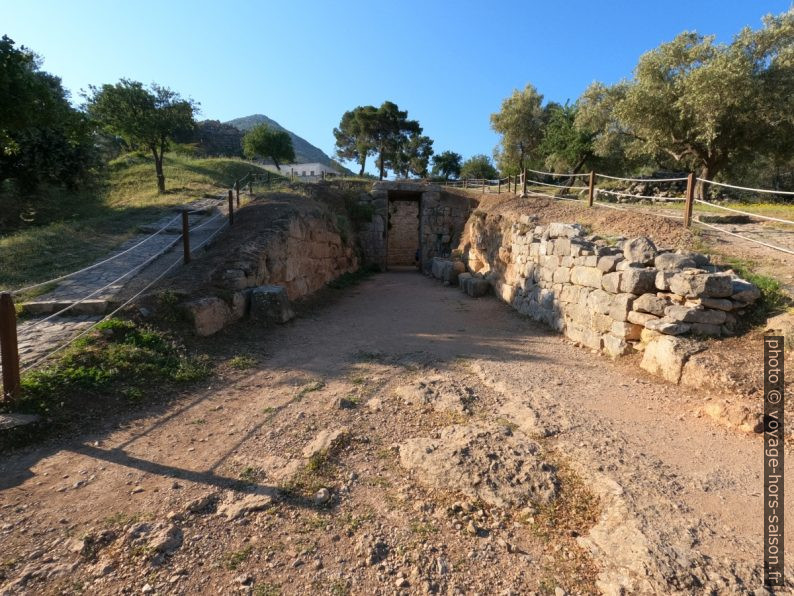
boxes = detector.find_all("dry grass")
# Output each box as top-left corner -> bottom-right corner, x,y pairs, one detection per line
0,154 -> 273,291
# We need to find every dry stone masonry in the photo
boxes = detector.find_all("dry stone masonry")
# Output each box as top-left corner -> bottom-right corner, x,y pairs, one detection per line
428,209 -> 762,386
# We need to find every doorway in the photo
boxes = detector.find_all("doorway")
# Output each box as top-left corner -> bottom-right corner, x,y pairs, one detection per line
386,191 -> 421,268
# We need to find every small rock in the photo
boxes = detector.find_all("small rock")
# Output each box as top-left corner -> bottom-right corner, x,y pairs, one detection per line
314,488 -> 331,505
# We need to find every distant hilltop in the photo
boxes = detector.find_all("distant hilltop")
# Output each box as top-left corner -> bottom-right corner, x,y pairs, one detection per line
225,114 -> 351,174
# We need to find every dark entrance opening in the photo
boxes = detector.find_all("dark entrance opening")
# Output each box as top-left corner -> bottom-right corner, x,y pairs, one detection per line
386,190 -> 422,269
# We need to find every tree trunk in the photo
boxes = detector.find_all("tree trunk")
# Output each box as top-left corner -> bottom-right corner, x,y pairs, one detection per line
378,147 -> 385,180
695,162 -> 718,200
152,147 -> 165,194
358,156 -> 366,177
562,155 -> 588,194
273,157 -> 281,171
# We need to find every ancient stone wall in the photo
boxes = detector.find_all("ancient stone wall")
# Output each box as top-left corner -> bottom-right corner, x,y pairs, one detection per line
360,182 -> 476,271
183,207 -> 359,336
426,210 -> 762,386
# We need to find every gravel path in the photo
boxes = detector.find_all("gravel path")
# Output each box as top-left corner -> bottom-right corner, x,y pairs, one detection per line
0,272 -> 789,594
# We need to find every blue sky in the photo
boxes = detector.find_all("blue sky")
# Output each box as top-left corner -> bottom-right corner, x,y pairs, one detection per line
2,0 -> 790,174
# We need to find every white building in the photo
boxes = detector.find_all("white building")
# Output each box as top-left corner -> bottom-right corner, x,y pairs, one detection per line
261,162 -> 341,180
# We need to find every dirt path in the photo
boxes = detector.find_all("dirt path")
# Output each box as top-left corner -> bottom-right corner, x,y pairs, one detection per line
0,272 -> 789,594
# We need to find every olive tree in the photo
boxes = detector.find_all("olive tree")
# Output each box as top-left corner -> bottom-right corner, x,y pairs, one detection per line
490,83 -> 545,173
578,10 -> 794,197
86,80 -> 196,193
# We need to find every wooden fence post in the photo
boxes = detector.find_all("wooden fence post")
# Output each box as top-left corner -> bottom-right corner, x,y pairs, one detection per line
181,211 -> 191,264
684,172 -> 695,228
522,168 -> 527,196
228,190 -> 235,226
497,179 -> 501,194
587,171 -> 595,207
0,293 -> 21,401
235,180 -> 240,207
463,178 -> 467,189
482,180 -> 486,194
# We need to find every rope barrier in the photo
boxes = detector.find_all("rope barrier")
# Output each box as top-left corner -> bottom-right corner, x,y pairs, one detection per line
526,168 -> 590,178
595,173 -> 688,183
526,178 -> 589,191
10,213 -> 182,296
20,252 -> 187,374
694,199 -> 794,225
695,219 -> 794,256
697,178 -> 794,196
596,189 -> 685,202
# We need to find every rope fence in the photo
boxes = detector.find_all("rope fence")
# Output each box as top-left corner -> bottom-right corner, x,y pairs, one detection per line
0,171 -> 259,400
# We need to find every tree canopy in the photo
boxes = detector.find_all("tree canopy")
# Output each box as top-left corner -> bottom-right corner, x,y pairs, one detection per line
0,35 -> 98,194
460,154 -> 498,180
86,80 -> 196,193
577,10 -> 794,196
431,151 -> 463,180
334,101 -> 424,179
490,84 -> 546,174
333,106 -> 377,176
242,123 -> 295,170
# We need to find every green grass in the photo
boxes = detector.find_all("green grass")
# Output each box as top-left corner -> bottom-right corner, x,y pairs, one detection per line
6,318 -> 210,420
223,545 -> 253,570
716,257 -> 791,326
0,153 -> 274,291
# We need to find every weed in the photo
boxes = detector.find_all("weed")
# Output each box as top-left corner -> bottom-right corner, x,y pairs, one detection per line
410,521 -> 438,538
297,380 -> 325,399
238,466 -> 263,485
717,257 -> 790,327
224,545 -> 253,570
253,583 -> 280,596
228,355 -> 257,370
329,580 -> 351,596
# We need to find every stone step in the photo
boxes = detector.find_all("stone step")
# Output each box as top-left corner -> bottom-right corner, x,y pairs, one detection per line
20,299 -> 108,316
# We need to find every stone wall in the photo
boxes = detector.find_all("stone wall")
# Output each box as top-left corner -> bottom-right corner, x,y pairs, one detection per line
357,182 -> 476,271
182,206 -> 359,336
429,209 -> 762,383
387,200 -> 419,266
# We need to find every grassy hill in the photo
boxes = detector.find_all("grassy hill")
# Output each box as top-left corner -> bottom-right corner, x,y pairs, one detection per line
0,154 -> 274,291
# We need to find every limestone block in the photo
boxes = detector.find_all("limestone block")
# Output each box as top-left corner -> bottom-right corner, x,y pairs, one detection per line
690,322 -> 722,337
559,284 -> 579,303
623,237 -> 658,265
570,266 -> 603,289
597,255 -> 624,273
457,272 -> 473,292
552,267 -> 571,284
250,285 -> 295,324
731,278 -> 761,303
655,270 -> 674,291
466,278 -> 491,298
185,296 -> 232,337
586,289 -> 613,315
608,293 -> 636,322
565,324 -> 603,350
664,305 -> 727,325
601,271 -> 622,294
547,222 -> 584,238
627,310 -> 658,326
603,334 -> 632,358
644,317 -> 691,336
619,268 -> 657,294
698,297 -> 733,311
610,321 -> 643,341
669,271 -> 733,298
654,253 -> 696,270
583,255 -> 599,267
591,312 -> 614,334
633,293 -> 669,316
640,336 -> 704,383
554,238 -> 571,256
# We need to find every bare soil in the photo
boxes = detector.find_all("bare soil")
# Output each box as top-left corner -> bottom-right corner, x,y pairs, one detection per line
1,272 -> 789,594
